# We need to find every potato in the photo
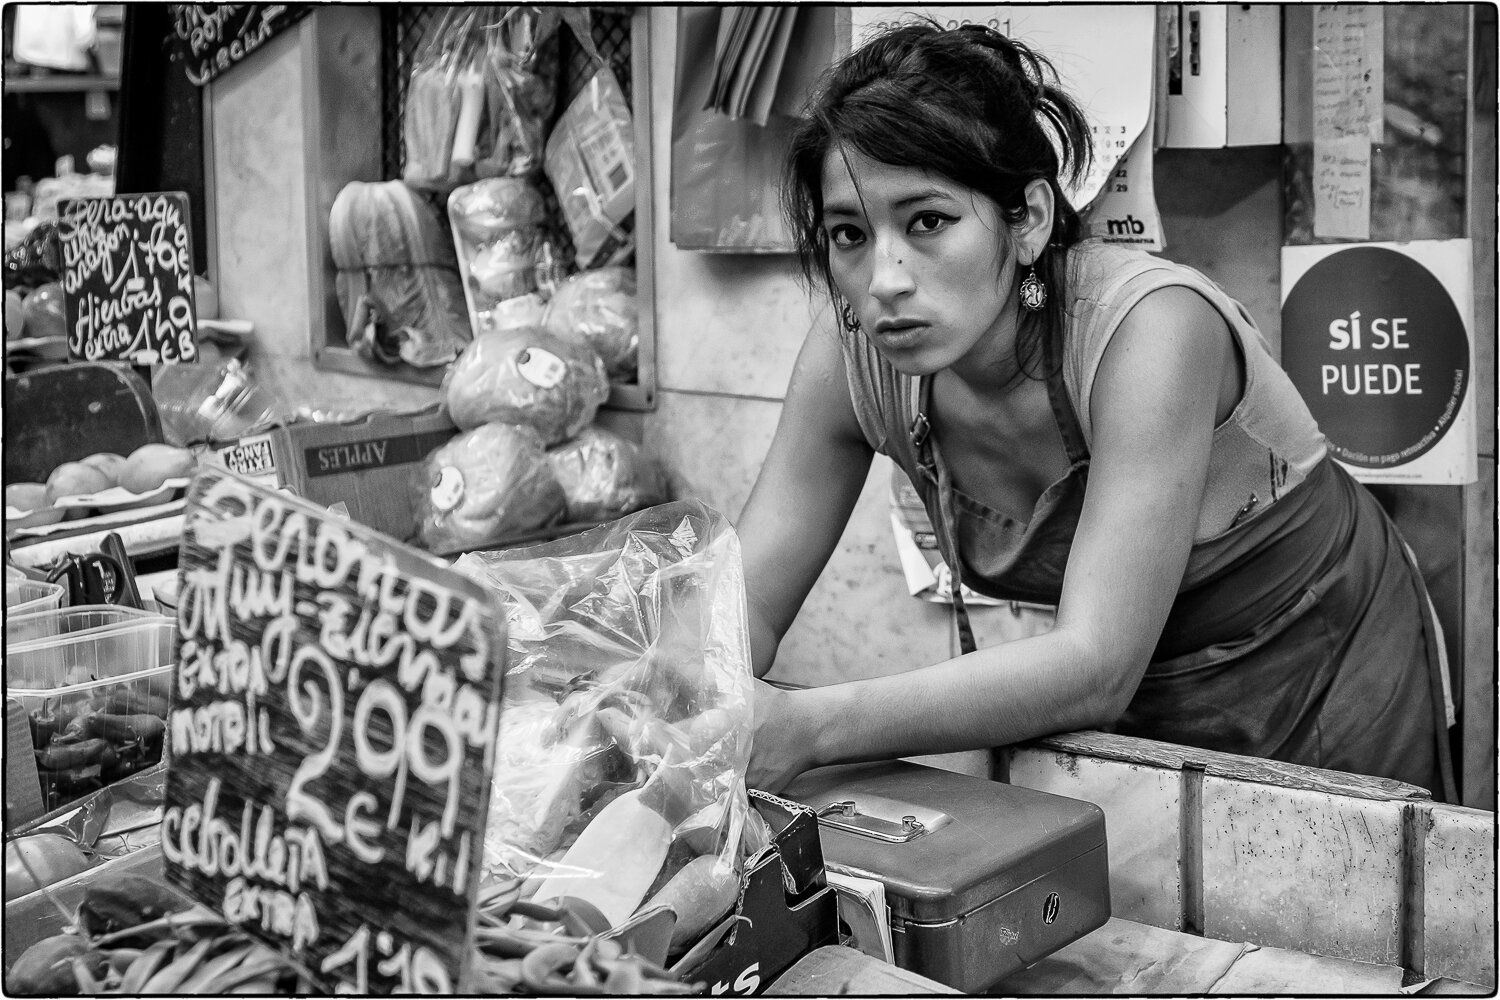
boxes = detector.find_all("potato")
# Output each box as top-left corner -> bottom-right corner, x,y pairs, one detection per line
5,482 -> 49,512
44,461 -> 114,503
79,452 -> 129,487
119,444 -> 196,495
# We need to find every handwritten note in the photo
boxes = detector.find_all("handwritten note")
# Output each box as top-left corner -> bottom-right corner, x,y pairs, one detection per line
57,193 -> 198,365
1313,5 -> 1385,142
1312,5 -> 1383,238
163,466 -> 506,994
1313,135 -> 1372,240
168,4 -> 312,86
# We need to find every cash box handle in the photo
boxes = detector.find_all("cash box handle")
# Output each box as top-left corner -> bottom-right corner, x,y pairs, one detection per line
815,799 -> 932,843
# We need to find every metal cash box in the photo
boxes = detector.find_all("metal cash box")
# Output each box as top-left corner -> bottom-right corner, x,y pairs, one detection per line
784,759 -> 1110,993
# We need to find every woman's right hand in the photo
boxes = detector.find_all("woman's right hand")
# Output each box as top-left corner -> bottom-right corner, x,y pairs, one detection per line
747,679 -> 819,794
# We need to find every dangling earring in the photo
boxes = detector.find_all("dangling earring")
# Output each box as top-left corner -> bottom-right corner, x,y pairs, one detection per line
1019,263 -> 1046,311
839,296 -> 862,334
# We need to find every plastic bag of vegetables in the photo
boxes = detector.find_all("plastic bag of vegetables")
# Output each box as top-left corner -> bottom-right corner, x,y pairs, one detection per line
411,421 -> 567,554
542,266 -> 639,380
443,326 -> 609,445
452,500 -> 755,944
547,425 -> 669,522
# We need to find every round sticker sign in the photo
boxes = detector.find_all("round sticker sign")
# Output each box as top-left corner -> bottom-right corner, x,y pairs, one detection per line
1282,246 -> 1469,469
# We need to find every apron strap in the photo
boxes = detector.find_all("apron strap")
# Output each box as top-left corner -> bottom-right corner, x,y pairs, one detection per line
1396,538 -> 1460,803
908,374 -> 978,655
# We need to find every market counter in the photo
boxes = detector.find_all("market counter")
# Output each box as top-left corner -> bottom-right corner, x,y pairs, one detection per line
768,921 -> 1494,996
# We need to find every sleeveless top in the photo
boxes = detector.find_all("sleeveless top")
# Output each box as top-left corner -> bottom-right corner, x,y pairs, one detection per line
835,240 -> 1454,799
843,241 -> 1328,559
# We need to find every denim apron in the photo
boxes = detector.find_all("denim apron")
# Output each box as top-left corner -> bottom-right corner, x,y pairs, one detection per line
905,328 -> 1455,801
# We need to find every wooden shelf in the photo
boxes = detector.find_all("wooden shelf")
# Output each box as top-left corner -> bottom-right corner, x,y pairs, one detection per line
5,74 -> 119,94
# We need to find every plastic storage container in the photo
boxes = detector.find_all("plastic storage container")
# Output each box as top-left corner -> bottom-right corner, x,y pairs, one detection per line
5,579 -> 66,616
6,604 -> 170,648
8,618 -> 175,814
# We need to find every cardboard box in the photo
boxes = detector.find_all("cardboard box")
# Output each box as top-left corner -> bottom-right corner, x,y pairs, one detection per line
209,405 -> 459,545
1163,5 -> 1281,148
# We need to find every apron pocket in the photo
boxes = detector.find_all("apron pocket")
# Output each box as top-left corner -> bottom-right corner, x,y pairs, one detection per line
1145,586 -> 1323,679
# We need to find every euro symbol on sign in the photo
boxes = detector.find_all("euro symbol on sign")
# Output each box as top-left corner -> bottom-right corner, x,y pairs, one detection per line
1043,892 -> 1061,925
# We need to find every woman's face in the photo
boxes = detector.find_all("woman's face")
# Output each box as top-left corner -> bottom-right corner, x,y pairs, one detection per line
821,146 -> 1022,378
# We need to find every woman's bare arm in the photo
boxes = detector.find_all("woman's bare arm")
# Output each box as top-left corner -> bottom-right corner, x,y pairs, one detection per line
737,326 -> 875,678
749,287 -> 1235,790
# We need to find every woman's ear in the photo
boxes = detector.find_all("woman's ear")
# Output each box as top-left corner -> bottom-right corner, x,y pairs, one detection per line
1016,178 -> 1055,264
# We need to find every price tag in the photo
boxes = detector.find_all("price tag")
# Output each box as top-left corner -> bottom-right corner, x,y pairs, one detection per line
516,347 -> 567,388
163,466 -> 507,994
58,193 -> 198,365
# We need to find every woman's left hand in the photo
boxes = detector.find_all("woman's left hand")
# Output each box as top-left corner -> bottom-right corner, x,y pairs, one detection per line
747,678 -> 818,794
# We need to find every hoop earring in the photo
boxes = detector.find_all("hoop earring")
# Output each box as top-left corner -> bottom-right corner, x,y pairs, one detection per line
839,297 -> 862,334
1019,264 -> 1046,311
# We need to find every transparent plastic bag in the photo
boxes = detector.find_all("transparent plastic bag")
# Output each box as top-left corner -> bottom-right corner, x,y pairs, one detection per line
474,6 -> 559,179
544,67 -> 636,269
443,327 -> 609,444
453,500 -> 755,929
547,426 -> 669,522
448,176 -> 551,334
151,358 -> 285,447
542,266 -> 638,380
410,421 -> 566,554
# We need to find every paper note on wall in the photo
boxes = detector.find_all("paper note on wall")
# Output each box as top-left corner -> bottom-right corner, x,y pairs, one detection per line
1312,5 -> 1384,239
848,7 -> 1157,209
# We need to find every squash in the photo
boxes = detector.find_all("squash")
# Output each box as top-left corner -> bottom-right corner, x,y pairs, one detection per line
529,788 -> 672,927
641,854 -> 741,952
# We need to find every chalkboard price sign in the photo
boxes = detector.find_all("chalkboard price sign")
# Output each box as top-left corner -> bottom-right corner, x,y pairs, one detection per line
170,4 -> 312,86
164,466 -> 507,994
57,192 -> 198,365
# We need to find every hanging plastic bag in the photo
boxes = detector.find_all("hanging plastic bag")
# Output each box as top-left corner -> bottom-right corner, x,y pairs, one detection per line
474,6 -> 559,179
452,500 -> 755,932
545,67 -> 636,269
402,6 -> 496,192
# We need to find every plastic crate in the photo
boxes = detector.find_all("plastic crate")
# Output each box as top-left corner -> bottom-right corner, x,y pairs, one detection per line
5,579 -> 65,617
5,618 -> 175,691
9,618 -> 176,814
6,604 -> 169,649
17,666 -> 173,814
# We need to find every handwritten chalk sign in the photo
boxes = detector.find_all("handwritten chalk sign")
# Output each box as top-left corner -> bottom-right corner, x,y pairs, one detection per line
164,466 -> 507,994
169,4 -> 312,86
57,192 -> 198,365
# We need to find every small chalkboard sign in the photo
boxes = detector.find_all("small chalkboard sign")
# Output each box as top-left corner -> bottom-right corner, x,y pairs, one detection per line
169,4 -> 313,86
57,192 -> 199,365
164,466 -> 507,994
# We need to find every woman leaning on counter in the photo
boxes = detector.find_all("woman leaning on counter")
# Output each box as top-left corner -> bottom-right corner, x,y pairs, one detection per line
737,21 -> 1455,801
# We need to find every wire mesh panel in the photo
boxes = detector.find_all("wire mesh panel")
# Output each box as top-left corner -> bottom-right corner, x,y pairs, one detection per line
379,5 -> 636,268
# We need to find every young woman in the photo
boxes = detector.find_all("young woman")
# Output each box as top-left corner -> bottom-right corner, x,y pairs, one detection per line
737,21 -> 1455,801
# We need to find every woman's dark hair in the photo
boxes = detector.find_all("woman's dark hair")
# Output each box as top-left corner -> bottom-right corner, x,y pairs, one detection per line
783,19 -> 1093,379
